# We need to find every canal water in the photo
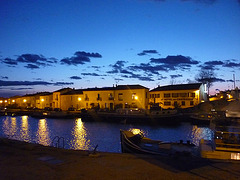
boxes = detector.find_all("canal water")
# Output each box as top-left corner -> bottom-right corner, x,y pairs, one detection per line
0,116 -> 213,153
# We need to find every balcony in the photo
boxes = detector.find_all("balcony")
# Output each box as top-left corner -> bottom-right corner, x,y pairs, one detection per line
85,98 -> 89,101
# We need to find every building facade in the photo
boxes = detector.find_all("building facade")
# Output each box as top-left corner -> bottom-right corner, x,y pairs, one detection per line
149,83 -> 208,109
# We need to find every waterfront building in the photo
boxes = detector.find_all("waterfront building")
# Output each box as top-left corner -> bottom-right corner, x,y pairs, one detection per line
52,88 -> 72,109
59,85 -> 149,111
209,88 -> 239,101
37,92 -> 53,109
60,89 -> 84,110
114,85 -> 149,110
82,87 -> 115,110
149,83 -> 208,109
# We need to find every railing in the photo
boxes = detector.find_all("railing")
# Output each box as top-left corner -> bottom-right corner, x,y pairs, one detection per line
52,136 -> 65,148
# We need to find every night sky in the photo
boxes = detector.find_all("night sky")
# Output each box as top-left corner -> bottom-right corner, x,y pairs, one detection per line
0,0 -> 240,97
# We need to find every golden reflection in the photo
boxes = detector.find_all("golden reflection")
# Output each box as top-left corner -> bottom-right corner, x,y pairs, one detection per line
3,117 -> 17,137
36,119 -> 51,146
20,116 -> 30,142
70,118 -> 90,150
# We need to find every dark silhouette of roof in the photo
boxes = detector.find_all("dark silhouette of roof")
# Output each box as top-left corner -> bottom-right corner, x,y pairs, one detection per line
81,85 -> 148,92
115,85 -> 149,90
62,89 -> 83,95
150,83 -> 202,92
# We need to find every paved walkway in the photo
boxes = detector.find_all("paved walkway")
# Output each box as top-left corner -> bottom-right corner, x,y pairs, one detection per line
1,138 -> 240,180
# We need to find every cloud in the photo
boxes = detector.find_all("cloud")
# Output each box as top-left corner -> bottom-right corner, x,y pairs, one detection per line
107,60 -> 127,74
70,76 -> 82,80
1,76 -> 8,79
121,72 -> 155,81
129,63 -> 168,74
204,60 -> 224,66
81,73 -> 102,76
0,80 -> 73,86
74,51 -> 102,58
150,55 -> 199,70
137,50 -> 159,56
223,59 -> 240,68
60,51 -> 102,66
1,54 -> 57,68
24,64 -> 39,69
181,0 -> 216,4
54,82 -> 74,86
1,58 -> 18,66
170,74 -> 183,79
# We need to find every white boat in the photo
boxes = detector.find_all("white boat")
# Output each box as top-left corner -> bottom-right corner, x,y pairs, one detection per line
200,130 -> 240,160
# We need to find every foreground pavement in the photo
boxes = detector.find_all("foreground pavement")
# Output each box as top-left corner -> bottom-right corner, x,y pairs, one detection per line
0,138 -> 240,180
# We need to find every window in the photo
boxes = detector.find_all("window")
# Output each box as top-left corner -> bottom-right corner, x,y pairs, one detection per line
156,94 -> 160,98
181,101 -> 185,106
190,93 -> 195,97
164,93 -> 171,98
164,101 -> 171,106
108,93 -> 114,100
180,93 -> 188,97
190,101 -> 194,106
172,93 -> 179,97
118,93 -> 123,101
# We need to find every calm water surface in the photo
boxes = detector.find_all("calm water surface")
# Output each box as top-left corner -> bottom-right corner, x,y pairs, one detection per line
0,116 -> 213,153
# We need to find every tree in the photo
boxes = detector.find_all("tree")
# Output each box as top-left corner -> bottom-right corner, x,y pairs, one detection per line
195,68 -> 216,95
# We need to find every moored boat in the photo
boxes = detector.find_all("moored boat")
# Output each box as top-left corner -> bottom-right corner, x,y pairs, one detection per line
200,129 -> 240,160
120,130 -> 196,156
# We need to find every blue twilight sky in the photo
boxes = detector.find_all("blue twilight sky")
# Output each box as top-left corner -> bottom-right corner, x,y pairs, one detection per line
0,0 -> 240,97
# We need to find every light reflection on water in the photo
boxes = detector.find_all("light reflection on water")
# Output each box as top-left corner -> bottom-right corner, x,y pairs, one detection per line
36,119 -> 51,146
0,116 -> 215,152
70,118 -> 90,150
20,115 -> 30,142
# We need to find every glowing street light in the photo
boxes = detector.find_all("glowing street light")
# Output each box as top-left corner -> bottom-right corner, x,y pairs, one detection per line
4,100 -> 7,103
78,97 -> 82,101
134,96 -> 138,100
0,100 -> 3,103
12,100 -> 15,103
41,99 -> 44,102
23,99 -> 27,103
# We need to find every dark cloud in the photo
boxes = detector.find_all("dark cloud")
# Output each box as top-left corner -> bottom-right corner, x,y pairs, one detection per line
60,51 -> 102,66
107,60 -> 127,74
10,87 -> 34,90
223,60 -> 240,68
150,55 -> 199,70
74,51 -> 102,58
0,80 -> 73,86
1,76 -> 8,79
81,73 -> 101,76
70,76 -> 82,80
129,63 -> 167,74
170,74 -> 183,79
54,82 -> 74,86
24,64 -> 39,69
204,60 -> 224,66
1,54 -> 57,68
2,58 -> 18,65
211,77 -> 226,83
137,50 -> 159,56
181,0 -> 216,4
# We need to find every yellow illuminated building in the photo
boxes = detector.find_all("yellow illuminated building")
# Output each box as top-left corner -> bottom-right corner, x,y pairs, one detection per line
52,88 -> 72,109
149,83 -> 208,109
60,89 -> 84,110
